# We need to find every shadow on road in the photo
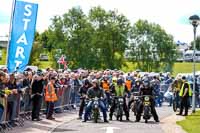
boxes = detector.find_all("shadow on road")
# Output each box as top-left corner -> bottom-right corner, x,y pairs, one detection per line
53,128 -> 78,132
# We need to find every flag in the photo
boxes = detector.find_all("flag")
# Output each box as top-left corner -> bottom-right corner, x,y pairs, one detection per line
57,55 -> 67,69
7,0 -> 38,73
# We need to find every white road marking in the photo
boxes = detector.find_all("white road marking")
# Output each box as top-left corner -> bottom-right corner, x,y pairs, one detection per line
101,127 -> 120,133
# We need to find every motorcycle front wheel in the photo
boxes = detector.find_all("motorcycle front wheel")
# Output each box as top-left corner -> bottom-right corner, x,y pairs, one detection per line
93,109 -> 99,123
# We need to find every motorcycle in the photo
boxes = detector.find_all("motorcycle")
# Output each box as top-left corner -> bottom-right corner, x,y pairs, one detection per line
91,97 -> 100,123
114,96 -> 124,121
130,92 -> 140,116
142,95 -> 152,123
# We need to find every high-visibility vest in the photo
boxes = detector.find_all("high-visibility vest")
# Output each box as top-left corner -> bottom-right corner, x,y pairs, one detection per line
102,81 -> 109,91
125,80 -> 132,91
45,83 -> 58,102
115,85 -> 125,97
179,82 -> 192,97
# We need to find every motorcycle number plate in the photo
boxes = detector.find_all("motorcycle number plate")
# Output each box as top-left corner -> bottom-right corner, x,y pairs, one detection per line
144,102 -> 150,106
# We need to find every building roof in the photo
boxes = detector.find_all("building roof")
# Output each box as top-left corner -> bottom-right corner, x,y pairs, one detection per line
0,36 -> 8,42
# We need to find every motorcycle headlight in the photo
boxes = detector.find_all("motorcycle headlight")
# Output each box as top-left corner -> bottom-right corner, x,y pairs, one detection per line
119,98 -> 123,102
94,101 -> 98,104
94,97 -> 98,100
144,96 -> 150,101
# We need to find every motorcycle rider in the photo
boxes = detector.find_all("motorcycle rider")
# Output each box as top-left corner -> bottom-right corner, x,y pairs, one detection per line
128,78 -> 141,110
109,78 -> 129,121
78,79 -> 91,119
135,77 -> 159,122
83,79 -> 108,123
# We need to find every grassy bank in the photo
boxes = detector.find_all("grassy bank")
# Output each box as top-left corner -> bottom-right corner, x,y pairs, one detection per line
122,62 -> 200,76
177,111 -> 200,133
1,47 -> 200,75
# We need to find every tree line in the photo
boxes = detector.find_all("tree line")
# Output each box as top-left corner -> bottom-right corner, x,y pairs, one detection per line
30,6 -> 177,72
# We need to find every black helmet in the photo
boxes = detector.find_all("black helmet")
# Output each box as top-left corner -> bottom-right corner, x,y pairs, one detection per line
84,79 -> 90,85
37,69 -> 43,76
142,77 -> 150,88
117,79 -> 123,85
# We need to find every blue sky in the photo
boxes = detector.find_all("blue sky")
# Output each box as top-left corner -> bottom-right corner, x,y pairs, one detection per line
0,12 -> 9,24
0,0 -> 200,43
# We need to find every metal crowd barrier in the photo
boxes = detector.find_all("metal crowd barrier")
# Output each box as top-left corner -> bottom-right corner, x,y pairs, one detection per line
0,83 -> 81,133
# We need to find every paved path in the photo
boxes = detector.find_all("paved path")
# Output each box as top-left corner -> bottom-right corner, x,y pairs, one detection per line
8,111 -> 77,133
8,105 -> 188,133
51,106 -> 174,133
161,114 -> 187,133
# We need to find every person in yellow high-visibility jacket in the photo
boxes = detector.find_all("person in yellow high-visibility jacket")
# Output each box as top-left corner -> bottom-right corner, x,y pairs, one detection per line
177,76 -> 192,116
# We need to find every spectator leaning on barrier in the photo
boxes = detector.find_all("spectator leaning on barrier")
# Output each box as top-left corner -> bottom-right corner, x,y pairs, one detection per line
31,70 -> 44,121
7,73 -> 19,127
0,71 -> 7,122
54,75 -> 63,113
22,71 -> 32,111
70,73 -> 82,109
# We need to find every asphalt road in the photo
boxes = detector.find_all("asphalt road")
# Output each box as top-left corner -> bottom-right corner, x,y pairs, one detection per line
52,105 -> 174,133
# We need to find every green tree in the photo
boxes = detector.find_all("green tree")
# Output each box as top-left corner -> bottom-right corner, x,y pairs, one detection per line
47,6 -> 131,69
29,31 -> 43,66
130,20 -> 177,72
62,7 -> 95,69
89,7 -> 131,69
191,36 -> 200,50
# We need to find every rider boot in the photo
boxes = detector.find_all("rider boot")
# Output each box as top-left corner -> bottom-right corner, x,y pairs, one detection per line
151,105 -> 159,122
109,113 -> 113,120
135,114 -> 141,122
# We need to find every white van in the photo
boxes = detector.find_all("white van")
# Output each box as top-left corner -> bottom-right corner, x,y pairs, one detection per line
184,50 -> 200,62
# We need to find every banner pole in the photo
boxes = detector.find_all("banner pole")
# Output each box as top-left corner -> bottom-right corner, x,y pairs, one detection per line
6,0 -> 16,67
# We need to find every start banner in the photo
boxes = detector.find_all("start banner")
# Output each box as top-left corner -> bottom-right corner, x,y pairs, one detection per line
7,0 -> 38,73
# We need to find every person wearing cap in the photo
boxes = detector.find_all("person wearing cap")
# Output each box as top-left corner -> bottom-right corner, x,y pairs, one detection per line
31,72 -> 44,121
45,76 -> 58,120
177,76 -> 192,116
70,73 -> 82,109
54,76 -> 65,113
83,79 -> 108,123
22,71 -> 33,111
78,79 -> 92,119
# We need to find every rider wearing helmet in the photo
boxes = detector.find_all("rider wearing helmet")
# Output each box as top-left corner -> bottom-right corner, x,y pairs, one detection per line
135,77 -> 159,122
128,78 -> 141,110
83,79 -> 108,123
109,78 -> 129,121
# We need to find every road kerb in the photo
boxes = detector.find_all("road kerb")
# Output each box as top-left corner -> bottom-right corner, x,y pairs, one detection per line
161,114 -> 187,133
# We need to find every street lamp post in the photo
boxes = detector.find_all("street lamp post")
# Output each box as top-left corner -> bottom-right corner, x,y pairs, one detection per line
189,15 -> 200,113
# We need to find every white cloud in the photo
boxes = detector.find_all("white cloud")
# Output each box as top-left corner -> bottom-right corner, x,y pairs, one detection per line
0,0 -> 200,43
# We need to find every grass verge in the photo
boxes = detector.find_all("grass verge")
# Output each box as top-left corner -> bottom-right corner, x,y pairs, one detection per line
177,111 -> 200,133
